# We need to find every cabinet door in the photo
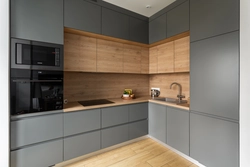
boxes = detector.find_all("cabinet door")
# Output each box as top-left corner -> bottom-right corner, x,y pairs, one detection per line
11,139 -> 63,167
149,46 -> 158,74
157,41 -> 174,73
141,47 -> 149,74
11,0 -> 63,44
149,14 -> 167,44
174,36 -> 190,72
102,8 -> 129,40
102,105 -> 129,128
190,113 -> 239,167
64,0 -> 101,34
129,120 -> 148,140
64,109 -> 101,137
148,103 -> 167,143
190,0 -> 239,42
64,33 -> 97,72
129,17 -> 148,44
11,114 -> 63,150
123,44 -> 141,74
128,103 -> 148,122
167,0 -> 189,38
64,131 -> 101,161
167,107 -> 189,155
97,39 -> 123,73
101,124 -> 129,148
190,32 -> 239,120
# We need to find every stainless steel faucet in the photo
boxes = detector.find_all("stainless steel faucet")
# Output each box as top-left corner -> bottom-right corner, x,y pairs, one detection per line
170,82 -> 185,103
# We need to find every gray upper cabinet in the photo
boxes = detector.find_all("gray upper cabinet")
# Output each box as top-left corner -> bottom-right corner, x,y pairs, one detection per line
190,0 -> 239,42
166,107 -> 189,155
149,14 -> 167,44
128,103 -> 148,122
11,114 -> 63,150
102,8 -> 129,40
167,0 -> 189,38
11,0 -> 63,44
190,113 -> 239,167
64,0 -> 101,34
129,17 -> 148,44
190,32 -> 239,120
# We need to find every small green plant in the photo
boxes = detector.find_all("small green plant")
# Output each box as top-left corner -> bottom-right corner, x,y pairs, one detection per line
123,90 -> 130,94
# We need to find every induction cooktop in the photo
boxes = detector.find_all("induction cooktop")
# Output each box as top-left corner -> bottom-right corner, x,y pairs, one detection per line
78,99 -> 114,106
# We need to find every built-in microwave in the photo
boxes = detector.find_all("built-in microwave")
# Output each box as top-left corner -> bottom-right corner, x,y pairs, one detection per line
11,38 -> 63,71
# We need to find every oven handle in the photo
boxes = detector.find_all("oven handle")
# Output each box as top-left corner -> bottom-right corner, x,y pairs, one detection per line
12,79 -> 62,83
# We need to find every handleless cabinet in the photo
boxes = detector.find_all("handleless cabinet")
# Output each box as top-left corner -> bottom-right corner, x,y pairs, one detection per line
129,120 -> 148,140
129,17 -> 148,44
149,14 -> 167,44
128,103 -> 148,122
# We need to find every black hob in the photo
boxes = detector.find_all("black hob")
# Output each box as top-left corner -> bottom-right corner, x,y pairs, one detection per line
78,99 -> 114,106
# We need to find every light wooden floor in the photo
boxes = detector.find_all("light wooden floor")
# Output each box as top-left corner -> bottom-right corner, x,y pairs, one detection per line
65,138 -> 199,167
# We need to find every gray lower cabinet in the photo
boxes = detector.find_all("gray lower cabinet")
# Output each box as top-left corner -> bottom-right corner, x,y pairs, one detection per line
101,124 -> 129,148
11,0 -> 63,44
11,139 -> 63,167
190,31 -> 239,120
102,8 -> 129,40
128,103 -> 148,122
148,103 -> 167,143
129,17 -> 148,44
167,0 -> 189,38
166,107 -> 189,155
190,113 -> 239,167
102,105 -> 129,128
149,14 -> 167,44
64,131 -> 101,161
190,0 -> 239,42
64,0 -> 101,34
11,113 -> 63,150
64,109 -> 101,137
129,120 -> 148,140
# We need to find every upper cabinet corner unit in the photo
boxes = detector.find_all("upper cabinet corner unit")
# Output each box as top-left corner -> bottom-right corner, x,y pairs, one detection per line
11,0 -> 63,44
190,0 -> 239,42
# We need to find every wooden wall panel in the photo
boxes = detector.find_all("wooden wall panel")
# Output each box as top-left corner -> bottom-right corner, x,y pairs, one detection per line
149,46 -> 158,74
141,47 -> 149,74
157,41 -> 174,73
123,44 -> 141,73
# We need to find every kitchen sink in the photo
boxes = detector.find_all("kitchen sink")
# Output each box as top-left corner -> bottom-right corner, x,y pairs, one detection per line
152,97 -> 189,107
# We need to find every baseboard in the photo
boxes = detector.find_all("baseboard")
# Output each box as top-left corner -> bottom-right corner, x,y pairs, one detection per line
147,135 -> 206,167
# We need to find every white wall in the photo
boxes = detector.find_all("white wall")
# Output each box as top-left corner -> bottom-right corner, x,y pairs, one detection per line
240,1 -> 250,167
0,0 -> 9,166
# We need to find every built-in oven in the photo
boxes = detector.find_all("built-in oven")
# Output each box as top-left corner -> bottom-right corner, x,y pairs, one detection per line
10,69 -> 63,115
11,38 -> 63,71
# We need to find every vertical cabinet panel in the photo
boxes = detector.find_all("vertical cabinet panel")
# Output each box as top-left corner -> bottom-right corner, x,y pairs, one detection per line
128,103 -> 148,122
129,120 -> 148,140
64,33 -> 97,72
11,0 -> 63,44
149,46 -> 158,74
190,0 -> 239,42
141,47 -> 149,74
149,14 -> 167,44
129,17 -> 148,44
157,42 -> 174,73
190,32 -> 239,120
190,113 -> 239,167
64,0 -> 101,34
123,44 -> 141,74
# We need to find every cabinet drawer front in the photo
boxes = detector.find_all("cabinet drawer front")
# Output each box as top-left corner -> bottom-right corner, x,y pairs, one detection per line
129,103 -> 148,122
102,106 -> 129,128
64,131 -> 101,161
129,120 -> 148,140
101,124 -> 129,149
11,114 -> 63,149
11,139 -> 63,167
64,109 -> 101,137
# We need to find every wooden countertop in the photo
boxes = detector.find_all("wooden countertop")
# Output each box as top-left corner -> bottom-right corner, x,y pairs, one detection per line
63,96 -> 189,113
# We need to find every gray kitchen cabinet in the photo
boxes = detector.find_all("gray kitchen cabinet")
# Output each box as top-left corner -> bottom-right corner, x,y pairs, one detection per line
11,0 -> 63,44
11,139 -> 63,167
64,109 -> 101,137
64,131 -> 101,161
190,113 -> 239,167
101,124 -> 129,148
190,0 -> 239,42
102,8 -> 129,40
129,120 -> 148,140
129,17 -> 148,44
128,103 -> 148,122
167,0 -> 189,38
149,14 -> 167,44
190,31 -> 239,120
166,107 -> 189,155
102,105 -> 129,128
64,0 -> 101,34
148,103 -> 167,143
11,113 -> 63,150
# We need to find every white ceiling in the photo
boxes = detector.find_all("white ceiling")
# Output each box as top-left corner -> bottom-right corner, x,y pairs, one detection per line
102,0 -> 176,17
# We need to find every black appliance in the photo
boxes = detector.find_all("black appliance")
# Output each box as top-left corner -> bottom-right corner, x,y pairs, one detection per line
11,38 -> 63,71
10,69 -> 63,115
